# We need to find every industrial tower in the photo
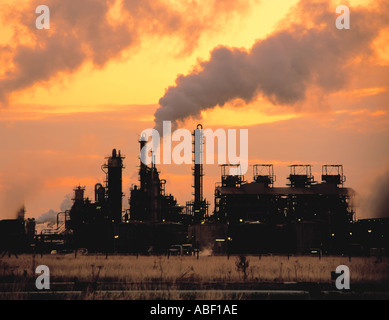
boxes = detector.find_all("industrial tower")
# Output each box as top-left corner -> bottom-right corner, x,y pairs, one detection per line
103,149 -> 125,223
186,124 -> 209,223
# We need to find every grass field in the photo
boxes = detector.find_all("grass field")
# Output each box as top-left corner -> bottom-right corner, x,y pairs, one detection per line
0,254 -> 388,299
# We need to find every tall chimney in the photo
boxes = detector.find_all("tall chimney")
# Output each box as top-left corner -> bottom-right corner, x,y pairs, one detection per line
105,149 -> 124,223
192,124 -> 207,222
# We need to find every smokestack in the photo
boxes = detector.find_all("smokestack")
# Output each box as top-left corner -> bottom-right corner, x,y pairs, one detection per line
105,149 -> 124,223
139,134 -> 148,191
73,186 -> 85,202
188,124 -> 208,222
194,124 -> 204,206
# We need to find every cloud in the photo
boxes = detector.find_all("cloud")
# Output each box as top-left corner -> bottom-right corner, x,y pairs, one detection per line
35,193 -> 73,224
0,169 -> 44,219
359,169 -> 389,219
370,171 -> 389,218
35,209 -> 57,224
154,0 -> 389,132
0,0 -> 255,106
60,193 -> 73,212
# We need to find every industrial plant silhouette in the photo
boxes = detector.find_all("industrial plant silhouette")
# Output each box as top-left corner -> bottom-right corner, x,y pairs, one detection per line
0,125 -> 388,257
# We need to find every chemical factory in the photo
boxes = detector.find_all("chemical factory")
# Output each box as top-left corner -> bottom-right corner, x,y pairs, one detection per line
0,125 -> 388,257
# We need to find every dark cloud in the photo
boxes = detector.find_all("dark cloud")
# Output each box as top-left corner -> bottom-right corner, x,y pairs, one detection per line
0,0 -> 255,106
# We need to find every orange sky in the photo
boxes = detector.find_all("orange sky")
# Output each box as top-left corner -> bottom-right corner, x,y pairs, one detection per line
0,0 -> 388,220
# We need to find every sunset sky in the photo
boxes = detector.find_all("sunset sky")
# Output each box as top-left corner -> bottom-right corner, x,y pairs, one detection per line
0,0 -> 388,222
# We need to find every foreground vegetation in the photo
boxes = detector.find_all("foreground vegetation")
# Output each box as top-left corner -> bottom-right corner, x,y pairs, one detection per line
0,254 -> 388,299
1,253 -> 388,284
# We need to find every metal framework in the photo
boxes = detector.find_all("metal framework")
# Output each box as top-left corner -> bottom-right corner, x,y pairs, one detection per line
253,164 -> 276,188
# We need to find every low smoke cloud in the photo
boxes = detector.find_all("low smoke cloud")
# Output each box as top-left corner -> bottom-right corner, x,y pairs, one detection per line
59,193 -> 72,212
154,0 -> 389,132
0,170 -> 44,219
364,170 -> 389,219
0,0 -> 254,106
35,209 -> 57,225
35,193 -> 73,224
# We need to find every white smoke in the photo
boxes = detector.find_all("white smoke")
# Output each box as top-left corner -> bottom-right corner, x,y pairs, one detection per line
154,0 -> 389,132
35,193 -> 73,224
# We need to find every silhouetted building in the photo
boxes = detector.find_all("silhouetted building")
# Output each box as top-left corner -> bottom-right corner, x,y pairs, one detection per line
209,164 -> 355,254
3,135 -> 384,257
186,124 -> 210,223
129,135 -> 184,223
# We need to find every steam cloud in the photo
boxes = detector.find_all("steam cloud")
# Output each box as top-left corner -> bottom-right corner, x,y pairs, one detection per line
0,170 -> 43,219
0,0 -> 254,105
35,209 -> 57,225
363,171 -> 389,219
154,0 -> 389,132
35,193 -> 72,224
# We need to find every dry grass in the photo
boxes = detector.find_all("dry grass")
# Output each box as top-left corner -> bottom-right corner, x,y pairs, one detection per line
1,254 -> 388,285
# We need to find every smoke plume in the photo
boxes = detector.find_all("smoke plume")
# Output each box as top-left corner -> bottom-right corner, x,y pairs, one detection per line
154,0 -> 389,132
35,193 -> 72,224
0,0 -> 254,106
35,209 -> 57,225
0,170 -> 44,220
363,170 -> 389,219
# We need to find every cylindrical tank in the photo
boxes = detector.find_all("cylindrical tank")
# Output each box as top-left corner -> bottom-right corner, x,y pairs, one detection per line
107,149 -> 124,222
194,124 -> 203,204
